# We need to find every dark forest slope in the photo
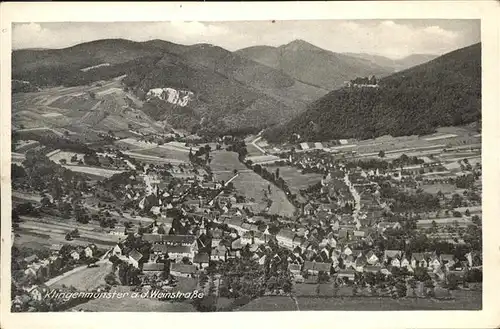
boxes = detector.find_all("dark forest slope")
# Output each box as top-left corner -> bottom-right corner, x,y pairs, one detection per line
264,43 -> 481,142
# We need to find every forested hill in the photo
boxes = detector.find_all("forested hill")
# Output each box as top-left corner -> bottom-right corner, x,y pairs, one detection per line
264,43 -> 481,143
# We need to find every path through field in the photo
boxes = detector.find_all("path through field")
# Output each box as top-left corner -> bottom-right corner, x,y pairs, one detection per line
46,249 -> 112,289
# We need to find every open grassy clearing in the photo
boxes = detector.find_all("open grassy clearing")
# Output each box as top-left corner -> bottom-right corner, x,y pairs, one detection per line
48,150 -> 85,164
61,165 -> 124,178
14,140 -> 40,153
246,154 -> 280,164
132,146 -> 190,163
420,183 -> 457,194
14,229 -> 116,251
123,151 -> 186,165
232,171 -> 296,217
270,165 -> 322,193
16,217 -> 122,249
210,150 -> 249,182
209,151 -> 295,216
246,143 -> 264,157
237,296 -> 297,311
239,290 -> 481,311
115,138 -> 157,150
295,293 -> 481,310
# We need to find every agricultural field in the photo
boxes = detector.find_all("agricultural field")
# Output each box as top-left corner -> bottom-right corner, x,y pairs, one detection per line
420,183 -> 457,195
61,165 -> 124,178
209,150 -> 295,216
12,152 -> 26,166
132,146 -> 190,163
246,143 -> 264,157
295,293 -> 481,310
210,150 -> 249,182
246,154 -> 280,164
115,138 -> 158,150
12,78 -> 163,145
232,171 -> 296,217
347,125 -> 481,159
15,216 -> 122,250
268,165 -> 323,196
417,217 -> 473,228
48,150 -> 85,164
14,140 -> 40,153
123,151 -> 185,165
237,296 -> 297,311
12,191 -> 42,204
239,289 -> 481,311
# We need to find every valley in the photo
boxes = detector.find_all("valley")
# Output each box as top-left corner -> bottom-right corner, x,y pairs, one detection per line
10,35 -> 482,313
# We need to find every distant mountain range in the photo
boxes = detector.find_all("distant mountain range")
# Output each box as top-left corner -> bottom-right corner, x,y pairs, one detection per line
264,43 -> 481,143
236,39 -> 395,90
12,38 -> 463,137
341,52 -> 439,73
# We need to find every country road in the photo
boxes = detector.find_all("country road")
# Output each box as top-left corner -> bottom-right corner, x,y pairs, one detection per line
45,249 -> 112,287
250,132 -> 267,155
344,172 -> 362,229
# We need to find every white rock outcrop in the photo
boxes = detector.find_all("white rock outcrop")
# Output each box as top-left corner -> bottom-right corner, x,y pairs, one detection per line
146,88 -> 194,107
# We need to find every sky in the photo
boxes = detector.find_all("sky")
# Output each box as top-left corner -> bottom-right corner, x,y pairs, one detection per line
12,20 -> 480,59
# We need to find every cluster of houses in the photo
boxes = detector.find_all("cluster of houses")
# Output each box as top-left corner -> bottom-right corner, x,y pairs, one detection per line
344,75 -> 379,88
12,243 -> 99,310
287,246 -> 482,284
22,244 -> 97,282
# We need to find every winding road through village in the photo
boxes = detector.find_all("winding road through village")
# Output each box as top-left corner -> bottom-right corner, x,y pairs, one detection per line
344,172 -> 362,229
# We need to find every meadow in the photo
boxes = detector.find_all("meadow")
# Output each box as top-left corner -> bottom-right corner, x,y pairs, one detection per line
238,290 -> 481,311
232,171 -> 296,217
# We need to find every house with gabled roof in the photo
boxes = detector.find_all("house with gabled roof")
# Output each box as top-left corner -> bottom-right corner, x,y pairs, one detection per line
384,250 -> 402,261
167,246 -> 195,262
365,250 -> 380,265
296,237 -> 308,250
336,269 -> 356,281
128,249 -> 143,268
400,256 -> 411,269
303,261 -> 331,275
465,251 -> 482,268
152,244 -> 168,254
70,250 -> 80,261
84,246 -> 94,258
28,285 -> 49,302
411,253 -> 428,268
24,255 -> 38,264
354,255 -> 367,272
170,263 -> 198,278
343,255 -> 355,269
364,265 -> 382,274
351,249 -> 363,259
142,262 -> 165,273
193,252 -> 210,269
428,255 -> 441,269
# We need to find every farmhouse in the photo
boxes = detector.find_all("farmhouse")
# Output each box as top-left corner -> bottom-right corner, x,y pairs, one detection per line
128,249 -> 143,268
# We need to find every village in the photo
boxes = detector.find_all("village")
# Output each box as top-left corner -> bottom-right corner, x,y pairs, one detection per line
10,123 -> 483,311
